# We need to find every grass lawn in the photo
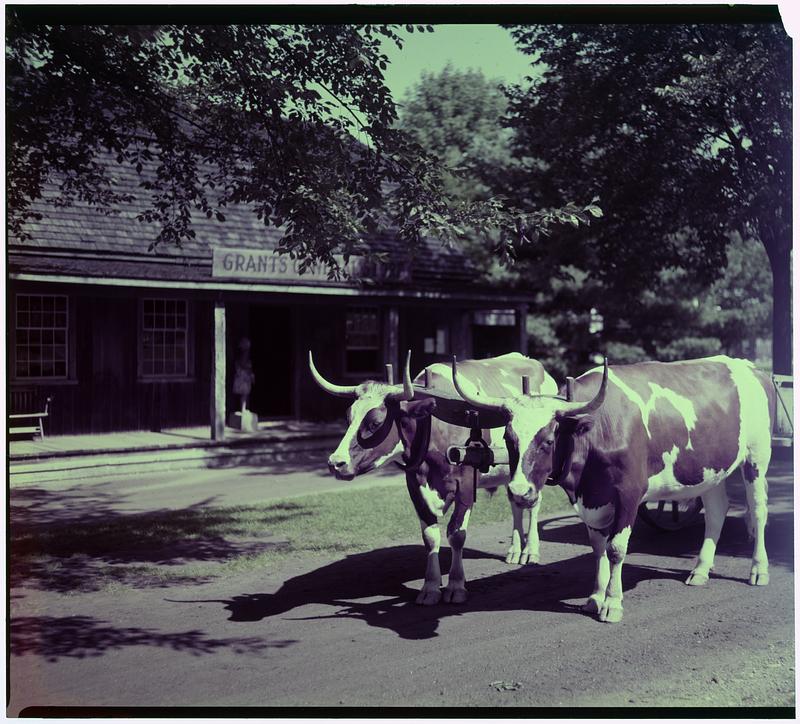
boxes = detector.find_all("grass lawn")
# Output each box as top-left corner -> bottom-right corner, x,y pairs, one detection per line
11,482 -> 574,594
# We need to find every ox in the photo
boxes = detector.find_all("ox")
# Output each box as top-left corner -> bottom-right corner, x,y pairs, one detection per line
452,355 -> 776,622
309,350 -> 558,604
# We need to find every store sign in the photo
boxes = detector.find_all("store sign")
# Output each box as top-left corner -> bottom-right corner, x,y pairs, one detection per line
212,248 -> 409,284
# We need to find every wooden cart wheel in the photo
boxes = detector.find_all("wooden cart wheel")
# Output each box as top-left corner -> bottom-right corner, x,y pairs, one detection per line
637,497 -> 704,531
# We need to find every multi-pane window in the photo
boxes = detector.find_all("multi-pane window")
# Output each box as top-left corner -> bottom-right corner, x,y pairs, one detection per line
141,299 -> 189,377
345,307 -> 380,374
15,294 -> 69,379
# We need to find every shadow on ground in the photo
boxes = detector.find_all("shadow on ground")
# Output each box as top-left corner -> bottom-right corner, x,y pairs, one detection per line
9,485 -> 312,592
9,615 -> 296,661
182,456 -> 793,642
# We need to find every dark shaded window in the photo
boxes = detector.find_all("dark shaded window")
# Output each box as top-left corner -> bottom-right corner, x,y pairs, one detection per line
141,299 -> 188,377
345,307 -> 380,374
15,294 -> 68,379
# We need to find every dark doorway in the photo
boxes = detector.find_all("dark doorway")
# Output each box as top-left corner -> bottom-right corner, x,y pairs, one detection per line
248,305 -> 293,417
471,324 -> 516,360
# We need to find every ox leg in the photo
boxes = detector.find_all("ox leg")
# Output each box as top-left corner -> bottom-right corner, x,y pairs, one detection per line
405,472 -> 443,605
686,482 -> 729,586
599,526 -> 632,623
418,522 -> 443,605
742,459 -> 770,586
506,494 -> 541,565
583,524 -> 632,623
582,528 -> 610,616
443,503 -> 470,604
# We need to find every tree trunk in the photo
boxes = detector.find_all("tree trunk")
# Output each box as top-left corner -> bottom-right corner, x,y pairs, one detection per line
767,244 -> 792,375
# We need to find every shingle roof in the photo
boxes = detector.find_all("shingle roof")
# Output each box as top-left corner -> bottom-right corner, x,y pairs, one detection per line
8,157 -> 509,296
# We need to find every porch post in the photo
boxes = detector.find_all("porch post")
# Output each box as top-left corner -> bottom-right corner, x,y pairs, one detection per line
211,299 -> 226,440
516,303 -> 529,355
384,305 -> 399,374
453,310 -> 471,360
292,306 -> 302,421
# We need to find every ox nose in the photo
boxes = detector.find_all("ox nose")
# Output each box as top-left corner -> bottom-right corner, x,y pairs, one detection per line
515,494 -> 539,510
508,478 -> 533,499
508,478 -> 539,508
328,457 -> 353,478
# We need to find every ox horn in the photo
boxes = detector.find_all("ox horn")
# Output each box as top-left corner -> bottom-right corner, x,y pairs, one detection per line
308,351 -> 358,398
386,350 -> 414,401
556,358 -> 609,417
452,356 -> 508,413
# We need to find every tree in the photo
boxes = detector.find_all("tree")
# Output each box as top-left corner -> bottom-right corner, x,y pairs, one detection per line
6,14 -> 598,279
503,22 -> 791,372
698,233 -> 773,360
398,64 -> 513,202
605,233 -> 772,362
525,233 -> 773,379
397,65 -> 518,273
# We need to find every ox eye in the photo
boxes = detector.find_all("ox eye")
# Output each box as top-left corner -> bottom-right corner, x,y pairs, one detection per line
364,413 -> 385,433
539,439 -> 554,451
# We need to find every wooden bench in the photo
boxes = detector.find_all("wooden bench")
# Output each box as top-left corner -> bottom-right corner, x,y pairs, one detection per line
9,391 -> 52,439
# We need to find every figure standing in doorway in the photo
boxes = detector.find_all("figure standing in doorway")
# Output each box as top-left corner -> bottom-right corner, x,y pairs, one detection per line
233,337 -> 256,416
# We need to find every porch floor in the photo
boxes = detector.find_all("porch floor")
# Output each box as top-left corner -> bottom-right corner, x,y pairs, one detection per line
8,420 -> 347,461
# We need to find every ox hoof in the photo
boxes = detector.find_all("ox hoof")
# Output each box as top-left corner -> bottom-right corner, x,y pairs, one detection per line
581,596 -> 604,615
506,549 -> 540,566
749,567 -> 769,586
415,587 -> 442,606
599,602 -> 624,623
443,586 -> 468,604
685,570 -> 710,586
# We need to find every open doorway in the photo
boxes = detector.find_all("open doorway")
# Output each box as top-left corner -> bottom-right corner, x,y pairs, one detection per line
248,305 -> 293,418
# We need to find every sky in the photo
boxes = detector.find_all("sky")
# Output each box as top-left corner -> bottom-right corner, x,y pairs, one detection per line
381,24 -> 538,103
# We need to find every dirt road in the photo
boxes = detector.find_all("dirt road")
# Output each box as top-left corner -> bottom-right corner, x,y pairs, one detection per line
8,457 -> 794,714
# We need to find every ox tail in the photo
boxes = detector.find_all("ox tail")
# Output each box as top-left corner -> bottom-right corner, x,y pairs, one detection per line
754,368 -> 778,435
743,367 -> 776,541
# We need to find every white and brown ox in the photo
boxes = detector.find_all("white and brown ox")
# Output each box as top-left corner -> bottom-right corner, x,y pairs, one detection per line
308,350 -> 558,605
453,355 -> 776,623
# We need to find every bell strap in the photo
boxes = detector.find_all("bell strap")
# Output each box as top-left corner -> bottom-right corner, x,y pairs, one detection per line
394,412 -> 432,473
546,421 -> 576,486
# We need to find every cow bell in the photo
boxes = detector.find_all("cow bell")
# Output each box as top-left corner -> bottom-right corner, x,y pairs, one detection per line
446,444 -> 510,472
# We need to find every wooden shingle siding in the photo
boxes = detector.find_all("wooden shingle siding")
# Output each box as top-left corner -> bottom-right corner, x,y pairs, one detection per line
11,153 -> 481,292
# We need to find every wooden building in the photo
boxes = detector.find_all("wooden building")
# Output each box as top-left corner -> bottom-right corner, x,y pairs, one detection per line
8,170 -> 531,436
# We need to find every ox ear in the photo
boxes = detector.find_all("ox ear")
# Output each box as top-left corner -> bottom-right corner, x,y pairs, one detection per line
404,398 -> 437,419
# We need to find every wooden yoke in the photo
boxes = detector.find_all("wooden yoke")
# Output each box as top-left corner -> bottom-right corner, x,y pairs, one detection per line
412,384 -> 509,429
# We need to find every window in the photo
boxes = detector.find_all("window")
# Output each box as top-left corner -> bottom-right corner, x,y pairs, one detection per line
140,299 -> 189,378
423,327 -> 449,355
345,307 -> 380,374
15,294 -> 69,379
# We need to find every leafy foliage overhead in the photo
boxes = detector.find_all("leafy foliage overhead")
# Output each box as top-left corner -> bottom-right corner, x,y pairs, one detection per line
397,64 -> 603,283
398,64 -> 513,202
503,22 -> 791,372
503,23 -> 791,285
7,17 -> 598,276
